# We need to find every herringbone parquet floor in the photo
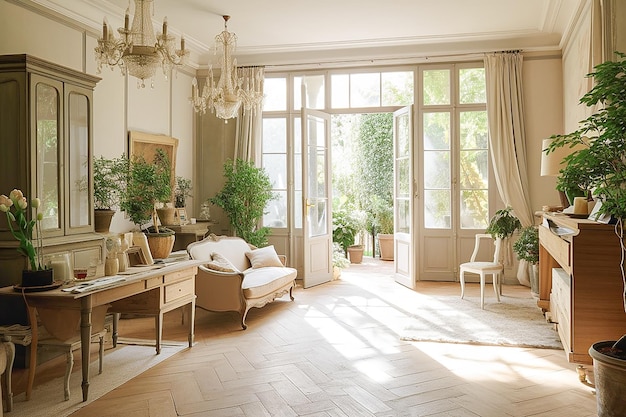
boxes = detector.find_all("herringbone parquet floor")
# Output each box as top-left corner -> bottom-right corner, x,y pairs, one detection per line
17,258 -> 600,416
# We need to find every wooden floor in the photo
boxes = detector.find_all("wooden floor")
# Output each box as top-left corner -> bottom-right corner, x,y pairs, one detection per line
11,258 -> 598,416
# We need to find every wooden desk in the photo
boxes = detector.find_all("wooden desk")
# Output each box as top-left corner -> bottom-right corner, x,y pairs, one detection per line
539,213 -> 626,363
0,260 -> 200,402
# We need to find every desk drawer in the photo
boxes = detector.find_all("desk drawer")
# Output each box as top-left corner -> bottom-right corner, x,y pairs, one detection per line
164,279 -> 194,303
539,226 -> 570,274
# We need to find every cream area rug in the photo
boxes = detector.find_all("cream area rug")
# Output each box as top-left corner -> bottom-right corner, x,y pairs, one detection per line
10,339 -> 186,417
401,293 -> 563,349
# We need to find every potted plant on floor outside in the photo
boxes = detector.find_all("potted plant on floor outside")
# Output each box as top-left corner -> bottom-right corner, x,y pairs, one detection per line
333,208 -> 366,264
121,148 -> 176,259
546,51 -> 626,416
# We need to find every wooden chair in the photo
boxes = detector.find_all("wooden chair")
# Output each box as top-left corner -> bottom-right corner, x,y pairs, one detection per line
0,336 -> 15,415
459,234 -> 503,309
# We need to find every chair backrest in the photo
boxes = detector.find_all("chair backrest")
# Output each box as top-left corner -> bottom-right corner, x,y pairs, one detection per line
469,233 -> 502,264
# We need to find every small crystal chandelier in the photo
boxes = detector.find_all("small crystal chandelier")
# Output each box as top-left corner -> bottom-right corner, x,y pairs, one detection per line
191,16 -> 264,120
94,0 -> 189,88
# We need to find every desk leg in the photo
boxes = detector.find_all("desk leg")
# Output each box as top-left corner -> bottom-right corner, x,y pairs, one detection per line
155,314 -> 163,355
80,297 -> 93,402
25,306 -> 37,401
188,300 -> 195,348
112,313 -> 120,348
1,338 -> 14,412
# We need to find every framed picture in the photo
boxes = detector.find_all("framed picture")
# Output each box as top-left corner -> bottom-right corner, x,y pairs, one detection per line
128,131 -> 179,198
177,208 -> 188,225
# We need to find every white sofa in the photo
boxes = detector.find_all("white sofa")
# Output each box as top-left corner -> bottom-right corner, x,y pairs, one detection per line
187,235 -> 296,329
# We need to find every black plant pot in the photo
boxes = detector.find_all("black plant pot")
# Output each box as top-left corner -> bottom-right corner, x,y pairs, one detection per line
21,268 -> 54,287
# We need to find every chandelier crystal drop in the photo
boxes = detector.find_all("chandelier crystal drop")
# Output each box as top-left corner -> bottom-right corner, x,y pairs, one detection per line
190,16 -> 264,120
94,0 -> 189,88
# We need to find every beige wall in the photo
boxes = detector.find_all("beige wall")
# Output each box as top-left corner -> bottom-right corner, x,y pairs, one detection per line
0,0 -> 197,233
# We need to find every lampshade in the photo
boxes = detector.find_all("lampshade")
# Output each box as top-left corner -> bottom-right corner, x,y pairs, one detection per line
540,138 -> 585,176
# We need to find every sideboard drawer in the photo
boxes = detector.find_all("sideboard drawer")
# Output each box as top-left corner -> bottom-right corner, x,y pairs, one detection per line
539,225 -> 570,274
164,279 -> 194,303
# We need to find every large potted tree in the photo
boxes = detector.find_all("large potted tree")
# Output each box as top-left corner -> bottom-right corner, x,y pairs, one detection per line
121,148 -> 176,259
546,52 -> 626,417
209,159 -> 276,248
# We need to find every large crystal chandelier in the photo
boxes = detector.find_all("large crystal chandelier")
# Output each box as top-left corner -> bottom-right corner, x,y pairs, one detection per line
190,16 -> 264,120
95,0 -> 188,88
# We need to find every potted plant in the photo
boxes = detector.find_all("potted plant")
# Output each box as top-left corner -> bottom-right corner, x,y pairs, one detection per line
209,159 -> 276,248
546,52 -> 626,416
372,198 -> 394,261
332,242 -> 350,279
174,176 -> 192,209
121,148 -> 175,259
0,189 -> 53,287
485,207 -> 521,240
92,155 -> 128,232
513,225 -> 539,296
333,208 -> 366,263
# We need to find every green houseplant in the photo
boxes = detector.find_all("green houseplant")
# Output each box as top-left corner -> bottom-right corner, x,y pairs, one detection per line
174,176 -> 192,208
485,207 -> 521,240
513,225 -> 539,296
209,159 -> 276,248
121,148 -> 175,259
546,52 -> 626,416
93,155 -> 128,232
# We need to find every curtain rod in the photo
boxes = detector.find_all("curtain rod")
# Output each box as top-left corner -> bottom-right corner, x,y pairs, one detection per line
264,50 -> 524,70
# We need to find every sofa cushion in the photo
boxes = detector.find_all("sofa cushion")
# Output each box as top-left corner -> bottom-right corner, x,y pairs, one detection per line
204,252 -> 239,273
245,245 -> 283,269
242,267 -> 297,299
188,235 -> 251,272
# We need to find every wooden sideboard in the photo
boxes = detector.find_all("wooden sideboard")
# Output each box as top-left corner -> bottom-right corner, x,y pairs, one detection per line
539,212 -> 626,364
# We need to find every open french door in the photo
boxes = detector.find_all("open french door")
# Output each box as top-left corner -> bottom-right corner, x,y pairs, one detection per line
301,108 -> 333,288
393,106 -> 416,288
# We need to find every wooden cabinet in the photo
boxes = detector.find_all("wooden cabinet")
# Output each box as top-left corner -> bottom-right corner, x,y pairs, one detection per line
0,55 -> 104,326
539,213 -> 626,364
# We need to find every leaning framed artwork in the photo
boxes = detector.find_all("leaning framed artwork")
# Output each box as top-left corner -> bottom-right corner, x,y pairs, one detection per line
128,131 -> 179,192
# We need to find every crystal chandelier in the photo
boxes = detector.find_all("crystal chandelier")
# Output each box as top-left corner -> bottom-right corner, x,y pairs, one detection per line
95,0 -> 189,88
191,16 -> 264,120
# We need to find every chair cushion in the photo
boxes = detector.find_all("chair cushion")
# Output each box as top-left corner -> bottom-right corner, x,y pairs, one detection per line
245,245 -> 283,268
242,267 -> 297,299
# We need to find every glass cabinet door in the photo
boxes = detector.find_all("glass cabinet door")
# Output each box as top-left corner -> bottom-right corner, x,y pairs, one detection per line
34,78 -> 62,234
67,89 -> 91,231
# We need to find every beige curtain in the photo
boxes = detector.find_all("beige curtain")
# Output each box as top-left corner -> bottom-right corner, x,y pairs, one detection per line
484,51 -> 533,286
234,66 -> 265,163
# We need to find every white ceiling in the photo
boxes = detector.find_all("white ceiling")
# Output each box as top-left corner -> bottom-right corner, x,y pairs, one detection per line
36,0 -> 586,68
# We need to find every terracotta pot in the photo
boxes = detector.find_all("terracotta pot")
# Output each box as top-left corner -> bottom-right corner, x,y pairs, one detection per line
347,245 -> 364,264
94,209 -> 115,233
146,233 -> 176,259
377,233 -> 394,261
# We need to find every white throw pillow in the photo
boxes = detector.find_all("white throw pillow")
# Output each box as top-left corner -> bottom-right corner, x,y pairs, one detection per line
245,245 -> 283,269
205,252 -> 239,273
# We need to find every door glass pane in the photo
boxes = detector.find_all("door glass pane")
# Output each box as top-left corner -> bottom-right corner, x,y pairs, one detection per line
382,71 -> 414,106
263,77 -> 286,111
264,190 -> 287,228
424,151 -> 450,188
295,75 -> 325,110
307,115 -> 328,237
397,198 -> 410,233
350,73 -> 380,107
423,69 -> 450,105
459,68 -> 486,104
294,117 -> 302,229
36,83 -> 60,231
424,190 -> 451,228
396,113 -> 410,157
68,92 -> 90,228
423,112 -> 450,150
459,110 -> 489,228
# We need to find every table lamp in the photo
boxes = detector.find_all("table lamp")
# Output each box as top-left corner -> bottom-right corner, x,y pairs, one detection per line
540,138 -> 584,209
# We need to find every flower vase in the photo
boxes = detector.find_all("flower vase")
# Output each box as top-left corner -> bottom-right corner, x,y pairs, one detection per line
21,268 -> 54,287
